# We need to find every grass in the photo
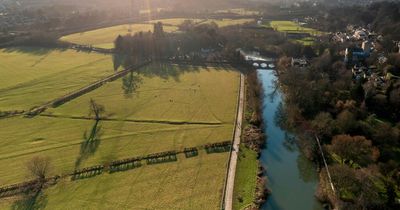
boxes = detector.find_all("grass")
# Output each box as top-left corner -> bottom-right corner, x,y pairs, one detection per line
0,59 -> 239,209
60,19 -> 252,48
0,47 -> 118,111
45,63 -> 240,124
0,152 -> 228,210
232,145 -> 259,210
147,18 -> 203,26
60,23 -> 178,49
204,19 -> 254,27
0,115 -> 232,185
215,8 -> 260,16
267,20 -> 322,45
269,21 -> 320,35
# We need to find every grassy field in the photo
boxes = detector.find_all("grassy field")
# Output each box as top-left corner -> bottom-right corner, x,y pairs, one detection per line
0,152 -> 228,210
60,18 -> 252,48
0,56 -> 239,209
233,145 -> 259,210
267,21 -> 322,45
59,23 -> 178,49
147,18 -> 203,26
204,18 -> 254,27
46,63 -> 240,124
215,8 -> 260,16
0,115 -> 232,185
0,47 -> 118,111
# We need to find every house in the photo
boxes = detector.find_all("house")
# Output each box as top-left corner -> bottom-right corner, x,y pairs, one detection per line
362,41 -> 373,53
378,54 -> 388,65
345,47 -> 370,64
332,32 -> 348,43
291,57 -> 308,67
353,29 -> 368,40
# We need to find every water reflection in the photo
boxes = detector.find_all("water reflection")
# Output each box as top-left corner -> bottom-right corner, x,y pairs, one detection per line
258,69 -> 322,210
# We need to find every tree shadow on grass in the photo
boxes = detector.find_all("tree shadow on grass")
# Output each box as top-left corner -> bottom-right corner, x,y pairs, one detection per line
75,121 -> 102,169
11,190 -> 48,210
122,71 -> 143,98
2,46 -> 66,56
112,53 -> 246,81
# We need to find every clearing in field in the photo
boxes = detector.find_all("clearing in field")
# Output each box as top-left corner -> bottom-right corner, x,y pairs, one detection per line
59,23 -> 178,49
0,47 -> 118,112
267,20 -> 322,45
0,62 -> 240,209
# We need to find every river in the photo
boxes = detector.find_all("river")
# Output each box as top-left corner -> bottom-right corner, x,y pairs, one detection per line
258,69 -> 323,210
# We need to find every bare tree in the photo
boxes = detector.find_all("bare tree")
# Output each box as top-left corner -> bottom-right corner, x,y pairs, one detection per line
89,99 -> 105,121
26,156 -> 51,182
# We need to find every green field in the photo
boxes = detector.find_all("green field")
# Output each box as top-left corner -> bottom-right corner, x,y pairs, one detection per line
0,48 -> 118,111
215,8 -> 260,16
147,18 -> 203,26
60,23 -> 178,49
60,19 -> 252,49
0,52 -> 239,209
46,63 -> 239,124
233,145 -> 259,210
267,21 -> 322,45
204,18 -> 254,27
0,152 -> 228,210
0,116 -> 232,185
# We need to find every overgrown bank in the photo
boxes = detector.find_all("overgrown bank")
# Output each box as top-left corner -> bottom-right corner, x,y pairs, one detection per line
233,70 -> 269,210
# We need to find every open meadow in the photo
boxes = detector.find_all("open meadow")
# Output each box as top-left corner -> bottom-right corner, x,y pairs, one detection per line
204,18 -> 254,27
267,20 -> 322,45
59,18 -> 253,49
0,47 -> 118,112
59,23 -> 178,49
0,152 -> 228,210
0,47 -> 240,209
45,63 -> 240,124
147,18 -> 203,26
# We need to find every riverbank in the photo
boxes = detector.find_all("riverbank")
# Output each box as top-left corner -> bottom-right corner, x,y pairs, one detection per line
233,70 -> 269,210
258,69 -> 323,210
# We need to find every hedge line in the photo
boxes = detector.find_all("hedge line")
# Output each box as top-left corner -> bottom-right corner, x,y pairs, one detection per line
0,141 -> 231,198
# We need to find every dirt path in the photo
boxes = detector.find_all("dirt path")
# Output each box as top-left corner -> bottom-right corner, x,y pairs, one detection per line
223,73 -> 245,210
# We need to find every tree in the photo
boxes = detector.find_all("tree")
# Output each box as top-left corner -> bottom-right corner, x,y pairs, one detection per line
311,112 -> 335,140
153,22 -> 165,38
89,99 -> 105,121
336,109 -> 357,134
327,135 -> 378,167
26,156 -> 51,182
114,35 -> 124,52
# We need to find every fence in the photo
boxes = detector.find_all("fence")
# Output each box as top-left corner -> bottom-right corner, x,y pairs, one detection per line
0,141 -> 231,198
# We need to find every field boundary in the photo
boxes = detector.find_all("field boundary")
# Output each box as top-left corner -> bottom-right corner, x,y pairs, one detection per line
0,141 -> 231,199
26,60 -> 152,116
221,73 -> 244,210
39,114 -> 224,125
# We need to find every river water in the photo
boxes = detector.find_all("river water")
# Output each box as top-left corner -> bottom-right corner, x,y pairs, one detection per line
258,70 -> 323,210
